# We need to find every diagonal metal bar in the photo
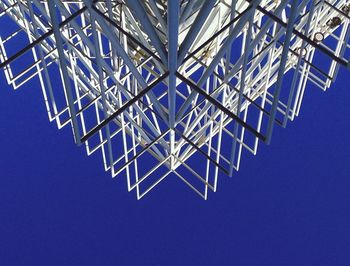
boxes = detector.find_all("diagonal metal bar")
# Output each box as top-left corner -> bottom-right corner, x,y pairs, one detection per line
0,5 -> 87,69
177,0 -> 217,65
124,0 -> 168,65
48,0 -> 82,145
176,72 -> 266,141
81,71 -> 169,143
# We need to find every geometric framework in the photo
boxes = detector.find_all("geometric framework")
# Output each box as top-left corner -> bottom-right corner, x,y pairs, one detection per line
0,0 -> 349,199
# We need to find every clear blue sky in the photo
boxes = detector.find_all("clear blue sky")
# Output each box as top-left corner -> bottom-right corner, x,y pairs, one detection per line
1,16 -> 350,266
1,63 -> 350,266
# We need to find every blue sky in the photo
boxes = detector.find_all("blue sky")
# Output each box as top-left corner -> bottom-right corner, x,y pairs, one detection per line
1,62 -> 350,265
1,6 -> 350,265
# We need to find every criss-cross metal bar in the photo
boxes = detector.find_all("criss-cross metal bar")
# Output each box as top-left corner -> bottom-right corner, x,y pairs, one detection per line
1,0 -> 349,199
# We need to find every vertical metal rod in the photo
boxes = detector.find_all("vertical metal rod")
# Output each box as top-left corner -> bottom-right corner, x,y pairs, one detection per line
47,0 -> 81,145
168,0 -> 179,169
265,0 -> 299,144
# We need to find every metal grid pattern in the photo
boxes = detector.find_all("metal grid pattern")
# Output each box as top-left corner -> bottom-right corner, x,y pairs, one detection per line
0,0 -> 349,199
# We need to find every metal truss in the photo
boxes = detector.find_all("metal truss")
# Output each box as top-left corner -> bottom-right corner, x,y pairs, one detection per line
0,0 -> 349,199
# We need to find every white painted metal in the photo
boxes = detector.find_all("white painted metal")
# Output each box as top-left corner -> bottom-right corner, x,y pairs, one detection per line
0,0 -> 349,199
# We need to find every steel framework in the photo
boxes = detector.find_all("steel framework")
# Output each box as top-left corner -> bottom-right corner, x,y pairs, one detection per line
0,0 -> 349,199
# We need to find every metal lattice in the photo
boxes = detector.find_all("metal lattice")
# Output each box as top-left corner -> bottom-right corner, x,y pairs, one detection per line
1,0 -> 349,199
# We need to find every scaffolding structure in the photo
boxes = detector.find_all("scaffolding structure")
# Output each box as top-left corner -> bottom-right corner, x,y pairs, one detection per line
0,0 -> 349,199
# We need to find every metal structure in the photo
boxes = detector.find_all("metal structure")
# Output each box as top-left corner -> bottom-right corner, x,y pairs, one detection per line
0,0 -> 349,199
